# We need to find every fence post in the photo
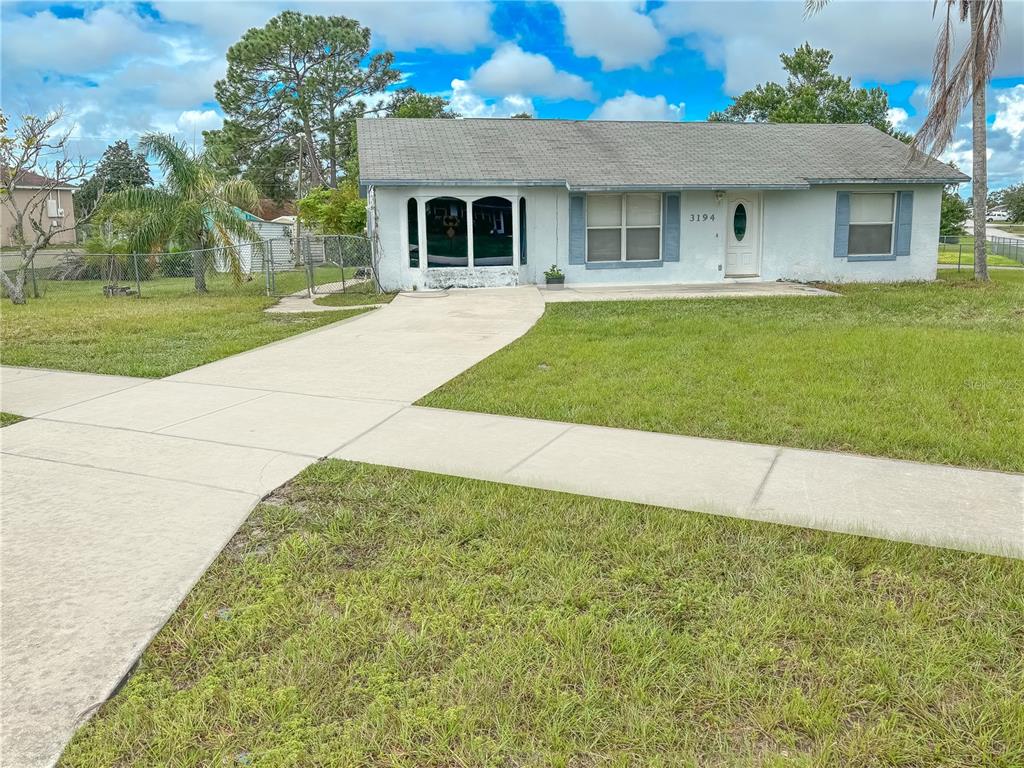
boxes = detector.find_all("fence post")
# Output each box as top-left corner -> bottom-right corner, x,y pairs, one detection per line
340,237 -> 347,292
132,252 -> 142,297
958,241 -> 962,272
304,236 -> 314,298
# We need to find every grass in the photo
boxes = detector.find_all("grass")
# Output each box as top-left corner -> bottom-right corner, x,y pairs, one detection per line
0,412 -> 24,427
1,276 -> 370,377
995,223 -> 1024,236
61,460 -> 1024,767
421,270 -> 1024,473
938,236 -> 1022,267
312,281 -> 396,308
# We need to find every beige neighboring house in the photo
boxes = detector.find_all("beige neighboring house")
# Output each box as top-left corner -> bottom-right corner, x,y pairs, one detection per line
0,169 -> 77,248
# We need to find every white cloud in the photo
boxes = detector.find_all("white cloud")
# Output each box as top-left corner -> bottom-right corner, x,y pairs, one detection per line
992,84 -> 1024,148
176,109 -> 223,133
1,6 -> 162,74
886,107 -> 909,129
151,1 -> 495,52
653,0 -> 1024,95
469,43 -> 595,101
557,0 -> 665,71
591,91 -> 684,121
449,79 -> 535,118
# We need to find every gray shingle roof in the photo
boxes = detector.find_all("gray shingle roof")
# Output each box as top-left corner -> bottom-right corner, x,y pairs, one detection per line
357,118 -> 968,189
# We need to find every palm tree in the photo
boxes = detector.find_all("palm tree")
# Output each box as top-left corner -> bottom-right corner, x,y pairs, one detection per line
806,0 -> 1004,281
102,133 -> 262,292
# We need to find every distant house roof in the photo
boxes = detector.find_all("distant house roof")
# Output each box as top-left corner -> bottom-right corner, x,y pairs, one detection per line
357,118 -> 968,190
1,167 -> 76,190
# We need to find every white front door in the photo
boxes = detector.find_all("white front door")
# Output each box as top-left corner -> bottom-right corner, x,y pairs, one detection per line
725,193 -> 760,277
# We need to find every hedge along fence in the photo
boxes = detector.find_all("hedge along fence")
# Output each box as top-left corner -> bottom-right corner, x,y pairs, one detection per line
2,235 -> 375,301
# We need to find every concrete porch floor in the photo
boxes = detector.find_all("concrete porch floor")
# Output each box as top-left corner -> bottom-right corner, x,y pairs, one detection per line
538,280 -> 838,302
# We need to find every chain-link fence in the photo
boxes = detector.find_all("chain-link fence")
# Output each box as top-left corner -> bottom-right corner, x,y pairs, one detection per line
939,234 -> 1024,270
1,234 -> 377,302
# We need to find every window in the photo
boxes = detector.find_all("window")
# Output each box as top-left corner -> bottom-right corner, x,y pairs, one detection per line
733,203 -> 747,241
407,198 -> 419,268
848,193 -> 895,256
426,197 -> 468,267
519,197 -> 527,265
586,193 -> 661,263
471,197 -> 513,266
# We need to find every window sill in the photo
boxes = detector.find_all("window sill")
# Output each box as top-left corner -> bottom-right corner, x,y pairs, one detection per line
847,254 -> 897,262
583,260 -> 664,270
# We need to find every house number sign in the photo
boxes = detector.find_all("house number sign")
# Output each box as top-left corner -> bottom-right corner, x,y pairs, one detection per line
689,213 -> 716,222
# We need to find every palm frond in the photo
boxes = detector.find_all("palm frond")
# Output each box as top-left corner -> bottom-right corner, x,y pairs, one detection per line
803,0 -> 831,18
219,178 -> 260,213
139,133 -> 202,197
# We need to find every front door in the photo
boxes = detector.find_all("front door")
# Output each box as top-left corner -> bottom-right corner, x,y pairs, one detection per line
725,194 -> 760,277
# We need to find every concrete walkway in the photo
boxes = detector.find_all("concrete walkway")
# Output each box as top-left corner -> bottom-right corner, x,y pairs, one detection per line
2,286 -> 1022,766
540,280 -> 837,302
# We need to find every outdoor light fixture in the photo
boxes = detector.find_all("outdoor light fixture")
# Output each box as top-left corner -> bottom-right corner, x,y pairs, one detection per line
714,190 -> 726,203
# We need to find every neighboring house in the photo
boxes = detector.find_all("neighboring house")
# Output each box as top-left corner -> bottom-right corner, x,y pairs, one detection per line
0,169 -> 77,247
223,207 -> 295,274
357,119 -> 968,290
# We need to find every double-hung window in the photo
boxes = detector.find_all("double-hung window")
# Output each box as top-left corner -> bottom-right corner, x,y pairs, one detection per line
848,193 -> 895,256
586,193 -> 661,262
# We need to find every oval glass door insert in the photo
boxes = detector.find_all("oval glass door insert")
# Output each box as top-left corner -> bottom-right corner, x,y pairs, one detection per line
733,203 -> 747,241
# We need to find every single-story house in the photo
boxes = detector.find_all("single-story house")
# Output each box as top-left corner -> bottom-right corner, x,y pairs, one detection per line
356,118 -> 968,290
0,169 -> 77,248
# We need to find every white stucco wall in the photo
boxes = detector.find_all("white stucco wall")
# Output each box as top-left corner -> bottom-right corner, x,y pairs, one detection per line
370,183 -> 942,290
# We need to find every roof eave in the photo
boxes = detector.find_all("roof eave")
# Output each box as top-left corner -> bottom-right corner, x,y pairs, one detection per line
805,177 -> 968,185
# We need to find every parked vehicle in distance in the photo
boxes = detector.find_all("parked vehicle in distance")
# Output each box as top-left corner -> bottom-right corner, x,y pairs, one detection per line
986,207 -> 1010,222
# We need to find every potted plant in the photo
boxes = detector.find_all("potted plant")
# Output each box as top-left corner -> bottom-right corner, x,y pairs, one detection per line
544,264 -> 565,288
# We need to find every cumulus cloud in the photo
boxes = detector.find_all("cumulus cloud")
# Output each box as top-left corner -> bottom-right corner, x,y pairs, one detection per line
591,92 -> 684,121
469,43 -> 595,101
151,1 -> 495,52
992,84 -> 1024,148
886,107 -> 909,129
557,0 -> 665,71
449,79 -> 535,118
653,0 -> 1024,95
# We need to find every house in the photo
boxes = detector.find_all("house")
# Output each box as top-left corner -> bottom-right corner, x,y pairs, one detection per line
356,119 -> 968,290
0,169 -> 77,247
222,208 -> 295,274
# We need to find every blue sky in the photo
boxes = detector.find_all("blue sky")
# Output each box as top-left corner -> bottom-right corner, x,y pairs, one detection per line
2,0 -> 1023,193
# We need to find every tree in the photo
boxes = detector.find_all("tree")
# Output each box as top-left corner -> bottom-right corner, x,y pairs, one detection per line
297,185 -> 366,235
709,44 -> 906,138
1001,182 -> 1024,222
940,189 -> 970,234
211,11 -> 400,190
1,108 -> 102,304
75,140 -> 151,214
510,113 -> 534,119
385,89 -> 459,120
807,0 -> 1005,281
101,134 -> 261,293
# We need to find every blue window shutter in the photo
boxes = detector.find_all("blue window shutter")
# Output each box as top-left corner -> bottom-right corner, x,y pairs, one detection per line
894,191 -> 914,256
568,194 -> 586,265
662,192 -> 681,262
834,192 -> 850,258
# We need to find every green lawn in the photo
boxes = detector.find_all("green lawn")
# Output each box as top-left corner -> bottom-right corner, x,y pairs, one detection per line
994,224 -> 1024,236
938,235 -> 1022,267
0,412 -> 24,427
312,281 -> 396,307
422,270 -> 1024,472
1,276 -> 369,377
61,461 -> 1024,767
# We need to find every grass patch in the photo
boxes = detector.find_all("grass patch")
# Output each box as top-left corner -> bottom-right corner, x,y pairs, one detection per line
0,412 -> 24,427
313,282 -> 396,307
421,270 -> 1024,472
1,276 -> 370,377
61,461 -> 1024,767
994,224 -> 1024,236
938,235 -> 1022,267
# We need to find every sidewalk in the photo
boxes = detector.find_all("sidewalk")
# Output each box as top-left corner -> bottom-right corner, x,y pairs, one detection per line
2,286 -> 1022,765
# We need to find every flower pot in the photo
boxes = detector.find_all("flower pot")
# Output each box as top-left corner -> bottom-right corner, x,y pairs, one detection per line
545,276 -> 565,288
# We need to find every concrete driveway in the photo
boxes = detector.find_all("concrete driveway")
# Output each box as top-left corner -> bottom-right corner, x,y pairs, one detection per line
2,285 -> 1022,766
